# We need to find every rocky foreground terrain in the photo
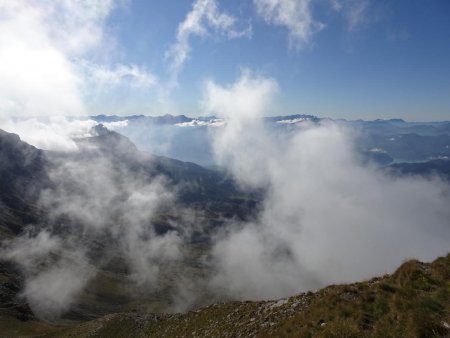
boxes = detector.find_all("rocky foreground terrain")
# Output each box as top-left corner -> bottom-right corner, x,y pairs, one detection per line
1,253 -> 449,337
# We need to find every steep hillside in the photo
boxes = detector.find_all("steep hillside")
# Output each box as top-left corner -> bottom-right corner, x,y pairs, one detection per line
2,253 -> 448,337
0,130 -> 48,237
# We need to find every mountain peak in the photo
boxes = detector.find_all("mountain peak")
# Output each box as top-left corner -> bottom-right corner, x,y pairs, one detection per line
75,125 -> 139,157
0,129 -> 43,171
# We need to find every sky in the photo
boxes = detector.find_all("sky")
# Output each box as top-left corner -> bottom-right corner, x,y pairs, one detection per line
0,0 -> 450,121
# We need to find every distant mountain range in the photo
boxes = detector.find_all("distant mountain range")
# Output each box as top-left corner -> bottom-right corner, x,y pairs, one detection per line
90,113 -> 450,133
89,113 -> 450,167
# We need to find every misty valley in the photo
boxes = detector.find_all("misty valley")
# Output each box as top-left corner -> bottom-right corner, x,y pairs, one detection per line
1,115 -> 450,336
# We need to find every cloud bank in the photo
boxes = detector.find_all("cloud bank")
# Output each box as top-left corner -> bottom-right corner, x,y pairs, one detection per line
205,71 -> 450,300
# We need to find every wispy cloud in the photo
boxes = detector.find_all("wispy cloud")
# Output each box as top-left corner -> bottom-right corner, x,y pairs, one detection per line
254,0 -> 325,49
166,0 -> 252,88
39,0 -> 118,56
331,0 -> 372,31
2,143 -> 186,318
83,62 -> 158,89
2,230 -> 94,319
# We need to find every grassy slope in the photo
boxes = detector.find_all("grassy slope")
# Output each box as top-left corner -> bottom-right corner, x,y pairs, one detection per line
29,253 -> 450,338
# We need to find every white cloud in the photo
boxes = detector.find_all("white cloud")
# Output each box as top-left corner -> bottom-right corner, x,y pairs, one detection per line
0,0 -> 117,118
254,0 -> 325,49
83,62 -> 158,89
23,257 -> 93,320
40,0 -> 117,56
175,118 -> 226,127
203,70 -> 277,121
2,140 -> 186,318
0,2 -> 85,117
204,72 -> 450,300
254,0 -> 373,48
2,231 -> 94,319
1,117 -> 97,151
103,119 -> 129,130
0,0 -> 155,120
203,70 -> 278,187
166,0 -> 251,87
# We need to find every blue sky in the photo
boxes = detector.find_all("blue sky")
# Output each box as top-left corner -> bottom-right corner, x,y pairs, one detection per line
1,0 -> 450,121
104,0 -> 450,120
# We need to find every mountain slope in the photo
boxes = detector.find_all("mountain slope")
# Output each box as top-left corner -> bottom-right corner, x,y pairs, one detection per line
9,253 -> 447,338
0,127 -> 258,236
0,130 -> 48,237
71,125 -> 260,219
